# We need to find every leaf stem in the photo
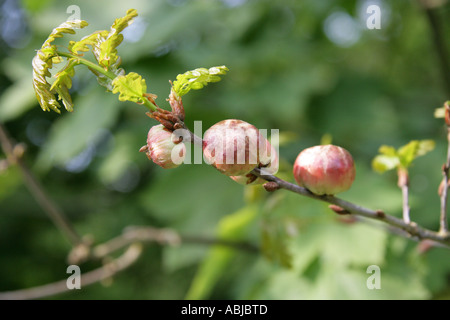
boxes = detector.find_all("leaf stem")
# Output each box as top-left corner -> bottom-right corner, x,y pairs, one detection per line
141,96 -> 157,112
398,168 -> 411,224
56,51 -> 116,80
56,51 -> 157,112
439,107 -> 450,235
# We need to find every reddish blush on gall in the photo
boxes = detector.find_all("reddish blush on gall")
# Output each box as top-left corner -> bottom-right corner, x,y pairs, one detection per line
293,144 -> 355,195
141,124 -> 186,169
203,119 -> 268,176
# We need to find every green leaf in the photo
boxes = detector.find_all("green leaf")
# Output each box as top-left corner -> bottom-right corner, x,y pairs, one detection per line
42,20 -> 89,49
50,59 -> 77,112
32,53 -> 61,113
32,20 -> 88,113
372,155 -> 399,173
185,205 -> 258,300
111,8 -> 139,34
261,222 -> 292,268
172,66 -> 229,97
434,107 -> 445,118
112,72 -> 147,104
415,139 -> 435,157
67,9 -> 137,73
97,9 -> 138,69
434,101 -> 450,118
32,10 -> 137,114
372,140 -> 435,173
68,31 -> 109,55
378,145 -> 397,157
398,140 -> 435,168
70,10 -> 137,76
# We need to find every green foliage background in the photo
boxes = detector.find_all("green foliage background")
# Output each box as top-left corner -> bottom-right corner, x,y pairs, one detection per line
0,0 -> 449,299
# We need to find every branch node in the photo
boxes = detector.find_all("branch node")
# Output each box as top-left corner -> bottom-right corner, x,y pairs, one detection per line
139,145 -> 148,153
67,236 -> 93,265
417,239 -> 435,254
263,181 -> 280,192
375,210 -> 386,219
12,143 -> 26,160
329,204 -> 350,215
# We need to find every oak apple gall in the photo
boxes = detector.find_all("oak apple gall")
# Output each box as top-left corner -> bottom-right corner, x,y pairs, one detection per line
140,124 -> 186,169
293,144 -> 355,195
203,119 -> 268,176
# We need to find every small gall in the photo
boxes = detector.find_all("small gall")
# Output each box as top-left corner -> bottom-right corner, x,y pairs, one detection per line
293,144 -> 356,195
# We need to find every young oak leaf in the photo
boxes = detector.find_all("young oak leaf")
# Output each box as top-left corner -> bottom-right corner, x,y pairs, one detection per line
397,140 -> 435,168
68,31 -> 109,55
69,30 -> 125,91
372,154 -> 400,173
32,20 -> 88,113
50,59 -> 77,112
111,8 -> 138,34
172,66 -> 229,97
68,9 -> 137,77
42,20 -> 89,49
112,72 -> 147,104
97,9 -> 138,69
372,140 -> 435,173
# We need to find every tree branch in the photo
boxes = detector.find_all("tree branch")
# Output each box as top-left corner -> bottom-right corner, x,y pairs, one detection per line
71,226 -> 259,265
0,243 -> 142,300
0,225 -> 258,300
252,168 -> 450,247
0,123 -> 83,247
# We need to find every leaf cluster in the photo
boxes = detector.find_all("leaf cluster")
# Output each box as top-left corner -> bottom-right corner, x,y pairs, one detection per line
372,140 -> 435,173
32,9 -> 138,113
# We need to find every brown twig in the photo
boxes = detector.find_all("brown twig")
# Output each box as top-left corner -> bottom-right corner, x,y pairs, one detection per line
0,123 -> 83,247
74,226 -> 258,264
0,225 -> 258,300
0,243 -> 142,300
251,168 -> 450,247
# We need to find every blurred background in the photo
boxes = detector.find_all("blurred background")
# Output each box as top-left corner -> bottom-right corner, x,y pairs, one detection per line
0,0 -> 449,299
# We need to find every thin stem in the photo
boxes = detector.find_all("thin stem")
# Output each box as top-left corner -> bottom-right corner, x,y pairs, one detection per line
56,51 -> 157,112
398,168 -> 411,224
56,51 -> 116,80
251,168 -> 450,247
0,244 -> 142,300
75,226 -> 258,264
439,127 -> 450,234
0,225 -> 258,299
141,96 -> 158,112
0,124 -> 83,247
